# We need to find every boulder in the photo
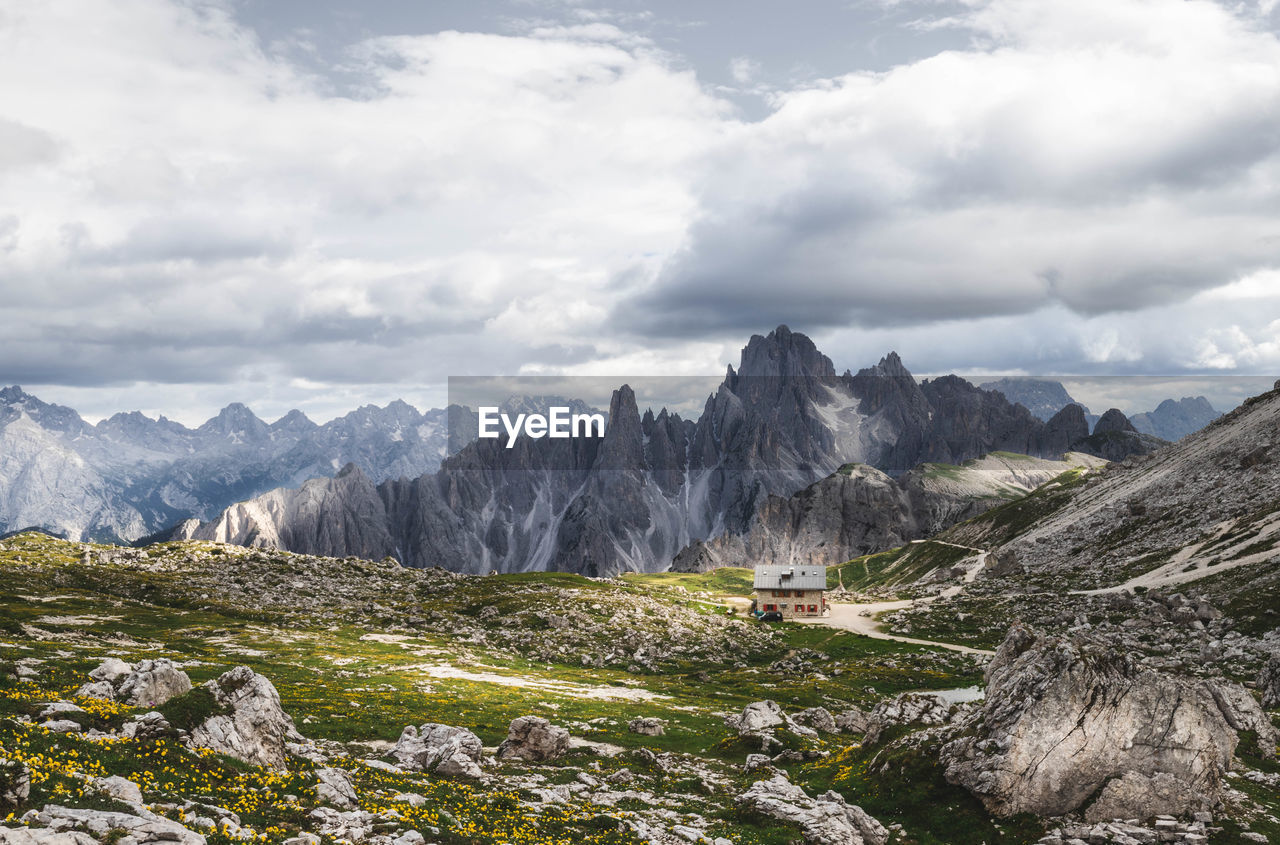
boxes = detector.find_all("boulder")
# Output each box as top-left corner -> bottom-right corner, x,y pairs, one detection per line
1259,653 -> 1280,710
941,624 -> 1268,820
89,657 -> 133,682
117,659 -> 192,707
314,767 -> 359,809
0,758 -> 30,808
27,805 -> 204,845
495,716 -> 570,762
725,700 -> 818,739
863,693 -> 951,744
0,829 -> 97,845
392,724 -> 485,779
73,680 -> 116,701
189,666 -> 297,770
628,717 -> 666,737
794,707 -> 839,734
121,711 -> 174,741
833,708 -> 871,735
88,775 -> 144,806
737,775 -> 888,845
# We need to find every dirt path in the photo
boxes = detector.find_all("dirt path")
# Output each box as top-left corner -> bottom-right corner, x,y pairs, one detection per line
795,599 -> 995,656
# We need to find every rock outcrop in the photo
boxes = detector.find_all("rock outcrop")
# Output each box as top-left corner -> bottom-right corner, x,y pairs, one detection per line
737,775 -> 888,845
23,805 -> 205,845
391,724 -> 486,778
627,717 -> 665,737
725,700 -> 818,740
0,759 -> 30,808
189,666 -> 297,770
942,625 -> 1275,820
495,716 -> 570,762
862,693 -> 953,744
315,767 -> 360,809
1259,654 -> 1280,709
116,659 -> 192,707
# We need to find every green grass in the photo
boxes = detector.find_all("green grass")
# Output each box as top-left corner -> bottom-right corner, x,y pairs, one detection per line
621,567 -> 755,597
828,541 -> 976,593
940,468 -> 1090,548
800,733 -> 1045,845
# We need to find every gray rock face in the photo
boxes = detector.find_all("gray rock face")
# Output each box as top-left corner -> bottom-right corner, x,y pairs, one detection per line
673,452 -> 1101,573
26,805 -> 205,845
73,680 -> 116,701
863,693 -> 953,744
1095,408 -> 1139,435
189,666 -> 296,770
391,724 -> 485,778
834,709 -> 871,735
737,775 -> 888,845
314,767 -> 359,809
495,716 -> 570,762
190,328 -> 1145,577
117,658 -> 191,707
89,657 -> 132,682
941,625 -> 1274,820
88,775 -> 144,806
1130,396 -> 1221,441
725,700 -> 818,739
0,386 -> 451,543
0,758 -> 30,808
1072,408 -> 1167,461
121,711 -> 173,741
627,717 -> 665,737
1259,654 -> 1280,709
793,707 -> 838,735
979,378 -> 1091,423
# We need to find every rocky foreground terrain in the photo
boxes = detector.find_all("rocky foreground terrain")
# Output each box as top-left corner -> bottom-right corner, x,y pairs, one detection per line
0,524 -> 1277,845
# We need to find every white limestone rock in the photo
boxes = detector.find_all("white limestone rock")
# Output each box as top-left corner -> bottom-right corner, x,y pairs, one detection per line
392,724 -> 485,778
737,775 -> 888,845
117,659 -> 191,708
189,666 -> 297,770
495,716 -> 570,762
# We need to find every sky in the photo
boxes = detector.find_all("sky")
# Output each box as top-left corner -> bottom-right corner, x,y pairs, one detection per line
2,0 -> 1279,425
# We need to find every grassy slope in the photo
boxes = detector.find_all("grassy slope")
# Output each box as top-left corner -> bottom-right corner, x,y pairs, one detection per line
0,533 -> 992,845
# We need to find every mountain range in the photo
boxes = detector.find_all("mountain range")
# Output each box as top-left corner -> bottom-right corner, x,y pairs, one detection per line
181,327 -> 1174,576
979,377 -> 1221,440
0,387 -> 451,542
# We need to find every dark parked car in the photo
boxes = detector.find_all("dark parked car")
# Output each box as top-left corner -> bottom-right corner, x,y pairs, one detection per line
758,611 -> 784,622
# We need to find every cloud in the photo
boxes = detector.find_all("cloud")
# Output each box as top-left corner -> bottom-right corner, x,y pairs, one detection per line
2,0 -> 1279,426
0,0 -> 725,404
621,0 -> 1280,336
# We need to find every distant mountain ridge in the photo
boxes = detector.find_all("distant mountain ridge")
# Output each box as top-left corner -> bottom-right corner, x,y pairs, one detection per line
186,327 -> 1167,576
0,388 -> 452,542
980,377 -> 1220,440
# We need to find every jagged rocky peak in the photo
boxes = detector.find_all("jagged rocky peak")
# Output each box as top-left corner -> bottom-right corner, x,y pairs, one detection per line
1043,402 -> 1089,445
0,385 -> 91,435
979,377 -> 1090,422
1130,395 -> 1222,440
734,324 -> 838,382
1093,407 -> 1137,434
269,409 -> 317,433
592,384 -> 644,470
198,402 -> 270,441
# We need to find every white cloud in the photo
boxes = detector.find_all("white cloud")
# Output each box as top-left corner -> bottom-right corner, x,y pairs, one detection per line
3,0 -> 1280,425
